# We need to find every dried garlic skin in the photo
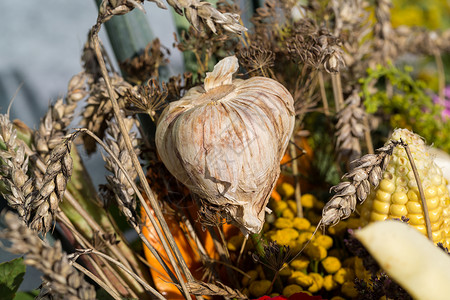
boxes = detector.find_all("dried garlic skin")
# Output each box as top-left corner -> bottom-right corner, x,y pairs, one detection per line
156,56 -> 295,235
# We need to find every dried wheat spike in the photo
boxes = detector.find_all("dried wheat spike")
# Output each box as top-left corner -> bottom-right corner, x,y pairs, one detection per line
103,116 -> 140,226
322,141 -> 396,226
30,134 -> 75,233
0,212 -> 96,300
0,114 -> 35,221
371,0 -> 398,65
34,72 -> 88,160
80,73 -> 131,154
167,0 -> 246,34
335,90 -> 366,162
394,26 -> 450,56
175,280 -> 247,299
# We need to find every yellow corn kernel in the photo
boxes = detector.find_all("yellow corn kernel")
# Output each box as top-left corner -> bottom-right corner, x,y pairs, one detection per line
392,192 -> 408,204
408,213 -> 425,225
308,273 -> 324,293
407,189 -> 419,202
323,275 -> 338,291
370,211 -> 388,222
314,235 -> 333,250
293,217 -> 311,231
282,284 -> 303,298
375,190 -> 391,202
301,194 -> 316,208
290,256 -> 310,270
389,204 -> 407,217
379,178 -> 396,193
359,131 -> 450,246
425,186 -> 438,198
278,182 -> 295,199
406,202 -> 422,214
372,200 -> 390,214
249,280 -> 272,297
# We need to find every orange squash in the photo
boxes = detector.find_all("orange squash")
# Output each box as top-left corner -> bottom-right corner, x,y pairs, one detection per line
141,163 -> 234,298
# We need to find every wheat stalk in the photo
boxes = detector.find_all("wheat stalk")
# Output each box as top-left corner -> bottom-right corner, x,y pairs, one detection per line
0,212 -> 96,300
322,141 -> 396,226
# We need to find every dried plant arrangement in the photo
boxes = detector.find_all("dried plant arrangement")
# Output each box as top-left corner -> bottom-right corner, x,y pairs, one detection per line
2,0 -> 450,300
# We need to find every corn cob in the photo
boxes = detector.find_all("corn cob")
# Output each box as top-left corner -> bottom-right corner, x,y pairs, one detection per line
360,129 -> 450,247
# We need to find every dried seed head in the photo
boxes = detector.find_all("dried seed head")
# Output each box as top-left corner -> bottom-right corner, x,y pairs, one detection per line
156,56 -> 295,235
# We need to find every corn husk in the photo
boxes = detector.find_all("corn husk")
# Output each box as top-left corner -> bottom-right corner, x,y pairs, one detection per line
155,56 -> 295,235
355,220 -> 450,300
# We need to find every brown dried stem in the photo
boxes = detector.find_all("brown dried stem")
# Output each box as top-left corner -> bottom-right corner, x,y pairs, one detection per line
289,140 -> 303,218
401,140 -> 433,241
318,72 -> 330,116
77,249 -> 165,300
90,24 -> 193,298
77,127 -> 180,287
0,212 -> 96,300
72,262 -> 122,300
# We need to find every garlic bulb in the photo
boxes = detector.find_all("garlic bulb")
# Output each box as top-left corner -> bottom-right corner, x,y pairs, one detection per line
156,56 -> 295,235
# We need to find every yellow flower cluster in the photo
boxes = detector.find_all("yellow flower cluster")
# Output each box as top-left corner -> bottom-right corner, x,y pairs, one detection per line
228,183 -> 370,299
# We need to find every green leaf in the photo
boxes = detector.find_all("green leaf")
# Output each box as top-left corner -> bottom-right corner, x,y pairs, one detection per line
0,258 -> 26,300
14,290 -> 39,300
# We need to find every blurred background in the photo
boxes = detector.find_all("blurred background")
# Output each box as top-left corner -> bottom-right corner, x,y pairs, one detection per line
0,0 -> 185,292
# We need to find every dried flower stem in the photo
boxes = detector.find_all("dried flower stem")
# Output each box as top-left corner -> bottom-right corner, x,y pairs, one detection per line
401,140 -> 433,241
363,115 -> 374,154
72,262 -> 122,300
77,249 -> 165,300
56,213 -> 130,298
318,72 -> 330,116
236,235 -> 248,266
289,140 -> 303,218
90,27 -> 193,298
331,73 -> 344,111
78,127 -> 179,285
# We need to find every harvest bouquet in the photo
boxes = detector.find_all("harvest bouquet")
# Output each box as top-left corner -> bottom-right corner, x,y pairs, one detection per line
1,0 -> 450,299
